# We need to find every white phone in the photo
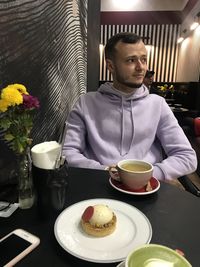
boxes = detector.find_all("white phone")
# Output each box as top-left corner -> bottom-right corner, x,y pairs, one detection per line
0,229 -> 40,267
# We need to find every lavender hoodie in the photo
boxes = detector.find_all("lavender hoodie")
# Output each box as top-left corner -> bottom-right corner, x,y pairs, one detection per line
63,82 -> 197,180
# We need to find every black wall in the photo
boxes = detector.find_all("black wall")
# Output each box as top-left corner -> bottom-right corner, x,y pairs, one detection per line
87,0 -> 101,91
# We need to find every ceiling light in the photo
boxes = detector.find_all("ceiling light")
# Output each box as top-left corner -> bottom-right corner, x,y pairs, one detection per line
190,12 -> 200,31
112,0 -> 137,10
190,22 -> 199,31
177,37 -> 184,44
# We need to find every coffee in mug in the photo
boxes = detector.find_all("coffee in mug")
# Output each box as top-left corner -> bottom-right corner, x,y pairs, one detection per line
120,163 -> 150,172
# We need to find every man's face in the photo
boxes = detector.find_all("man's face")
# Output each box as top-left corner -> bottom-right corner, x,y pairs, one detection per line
106,40 -> 147,92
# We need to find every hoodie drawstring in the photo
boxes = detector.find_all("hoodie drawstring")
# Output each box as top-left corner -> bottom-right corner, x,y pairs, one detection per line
120,97 -> 135,156
129,100 -> 135,152
120,97 -> 125,155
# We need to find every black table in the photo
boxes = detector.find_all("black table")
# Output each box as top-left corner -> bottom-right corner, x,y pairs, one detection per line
1,167 -> 200,267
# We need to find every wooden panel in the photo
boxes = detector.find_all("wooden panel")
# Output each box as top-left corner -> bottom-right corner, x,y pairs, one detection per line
100,24 -> 180,82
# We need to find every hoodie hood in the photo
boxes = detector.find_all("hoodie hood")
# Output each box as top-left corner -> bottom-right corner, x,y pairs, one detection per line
98,82 -> 149,156
98,82 -> 149,100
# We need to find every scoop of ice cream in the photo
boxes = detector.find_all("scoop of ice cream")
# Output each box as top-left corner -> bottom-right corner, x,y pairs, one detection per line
89,204 -> 113,226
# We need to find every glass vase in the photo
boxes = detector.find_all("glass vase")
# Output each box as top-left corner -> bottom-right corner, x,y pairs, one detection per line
17,147 -> 34,209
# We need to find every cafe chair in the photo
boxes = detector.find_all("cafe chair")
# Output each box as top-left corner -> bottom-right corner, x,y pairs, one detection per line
178,175 -> 200,197
160,137 -> 200,197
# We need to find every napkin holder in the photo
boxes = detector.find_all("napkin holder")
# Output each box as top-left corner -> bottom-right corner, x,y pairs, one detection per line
31,141 -> 68,219
32,162 -> 68,219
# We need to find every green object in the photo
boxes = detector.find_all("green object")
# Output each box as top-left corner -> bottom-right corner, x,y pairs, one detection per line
127,244 -> 191,267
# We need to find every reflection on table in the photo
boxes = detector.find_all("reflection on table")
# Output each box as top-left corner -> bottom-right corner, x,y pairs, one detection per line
170,106 -> 189,112
168,102 -> 190,126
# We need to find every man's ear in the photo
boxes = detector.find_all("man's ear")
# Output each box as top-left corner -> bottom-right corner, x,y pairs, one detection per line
106,59 -> 114,73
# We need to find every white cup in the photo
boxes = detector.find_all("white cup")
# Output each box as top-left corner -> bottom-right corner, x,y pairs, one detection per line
109,159 -> 153,190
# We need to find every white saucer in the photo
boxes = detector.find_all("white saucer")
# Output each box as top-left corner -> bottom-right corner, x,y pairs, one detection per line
109,177 -> 160,196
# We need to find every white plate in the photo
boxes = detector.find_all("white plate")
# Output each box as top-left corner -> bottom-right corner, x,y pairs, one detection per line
54,198 -> 152,263
109,177 -> 160,196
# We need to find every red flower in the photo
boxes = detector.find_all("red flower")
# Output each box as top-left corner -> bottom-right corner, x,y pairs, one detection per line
22,94 -> 40,109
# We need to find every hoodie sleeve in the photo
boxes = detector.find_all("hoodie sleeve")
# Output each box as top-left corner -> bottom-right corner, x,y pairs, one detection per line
62,97 -> 106,170
154,99 -> 197,180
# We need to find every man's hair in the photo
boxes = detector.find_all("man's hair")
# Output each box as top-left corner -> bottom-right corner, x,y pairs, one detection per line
105,32 -> 142,60
145,70 -> 155,78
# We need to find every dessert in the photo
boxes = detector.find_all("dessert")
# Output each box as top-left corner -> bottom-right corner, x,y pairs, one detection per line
81,204 -> 117,237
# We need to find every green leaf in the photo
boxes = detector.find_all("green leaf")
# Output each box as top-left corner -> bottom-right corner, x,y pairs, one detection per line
0,118 -> 11,129
5,133 -> 14,141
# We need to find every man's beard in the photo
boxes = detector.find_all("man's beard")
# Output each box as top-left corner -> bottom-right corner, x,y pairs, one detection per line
120,81 -> 142,88
114,68 -> 143,89
116,77 -> 142,89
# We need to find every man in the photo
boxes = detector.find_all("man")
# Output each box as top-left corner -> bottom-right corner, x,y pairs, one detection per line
63,32 -> 197,181
143,70 -> 154,89
143,70 -> 159,94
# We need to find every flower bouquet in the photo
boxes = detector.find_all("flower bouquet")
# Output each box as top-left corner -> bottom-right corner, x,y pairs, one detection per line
0,84 -> 39,154
157,84 -> 174,98
0,84 -> 39,209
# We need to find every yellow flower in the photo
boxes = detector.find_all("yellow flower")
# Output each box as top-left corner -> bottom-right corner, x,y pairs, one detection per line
157,84 -> 174,92
12,83 -> 28,95
158,85 -> 166,91
1,86 -> 23,106
0,99 -> 9,112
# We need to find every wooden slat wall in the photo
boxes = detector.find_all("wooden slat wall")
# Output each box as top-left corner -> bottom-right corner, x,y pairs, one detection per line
100,24 -> 181,82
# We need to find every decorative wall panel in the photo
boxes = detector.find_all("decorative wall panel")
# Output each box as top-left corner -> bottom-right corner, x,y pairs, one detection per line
0,0 -> 87,183
0,0 -> 87,145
